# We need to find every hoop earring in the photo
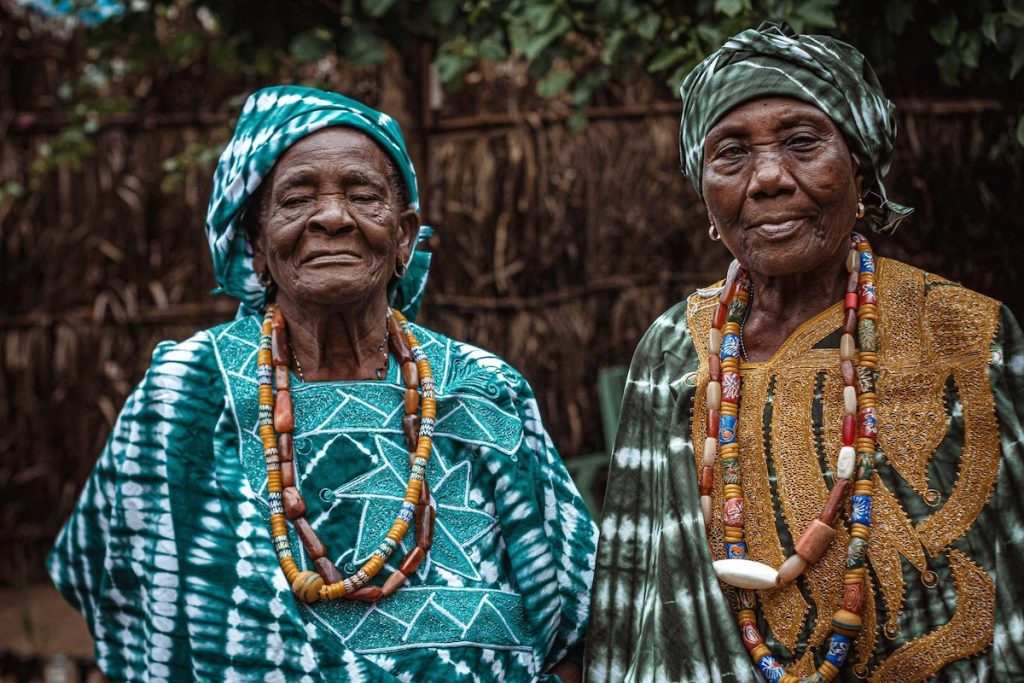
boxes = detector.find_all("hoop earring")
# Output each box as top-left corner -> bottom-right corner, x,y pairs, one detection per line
394,262 -> 408,280
708,221 -> 721,242
259,270 -> 274,287
856,200 -> 865,219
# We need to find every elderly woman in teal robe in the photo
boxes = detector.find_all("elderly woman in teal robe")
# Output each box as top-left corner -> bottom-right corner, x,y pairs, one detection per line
587,23 -> 1024,683
49,86 -> 597,682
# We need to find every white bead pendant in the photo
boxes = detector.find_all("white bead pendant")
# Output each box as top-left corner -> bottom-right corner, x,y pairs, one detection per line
837,446 -> 856,480
712,558 -> 780,589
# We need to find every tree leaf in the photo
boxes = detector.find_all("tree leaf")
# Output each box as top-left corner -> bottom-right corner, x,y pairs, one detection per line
434,52 -> 471,83
930,12 -> 959,47
1016,113 -> 1024,147
510,13 -> 571,60
935,48 -> 961,85
647,45 -> 688,72
796,0 -> 839,29
536,69 -> 573,98
289,29 -> 332,64
344,30 -> 387,67
601,29 -> 626,64
714,0 -> 744,18
636,13 -> 661,40
362,0 -> 397,19
884,1 -> 913,34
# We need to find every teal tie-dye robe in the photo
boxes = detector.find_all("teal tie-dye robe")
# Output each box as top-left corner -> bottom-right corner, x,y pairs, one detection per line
49,317 -> 597,682
586,258 -> 1024,682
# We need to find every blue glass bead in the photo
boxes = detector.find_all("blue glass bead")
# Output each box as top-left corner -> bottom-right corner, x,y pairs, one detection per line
720,333 -> 741,359
718,414 -> 738,445
757,655 -> 786,682
725,542 -> 747,559
859,251 -> 875,274
851,494 -> 872,525
825,633 -> 851,666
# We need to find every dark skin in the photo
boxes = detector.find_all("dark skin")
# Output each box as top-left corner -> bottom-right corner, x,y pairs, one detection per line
702,97 -> 864,362
252,128 -> 582,681
251,127 -> 419,381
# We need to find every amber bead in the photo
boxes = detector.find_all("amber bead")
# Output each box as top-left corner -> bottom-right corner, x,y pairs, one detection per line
795,519 -> 836,563
382,570 -> 408,596
401,361 -> 418,388
281,460 -> 295,488
275,366 -> 290,390
271,310 -> 290,366
709,354 -> 722,382
415,504 -> 435,549
315,557 -> 343,584
404,387 -> 420,414
832,609 -> 862,636
403,414 -> 421,452
840,333 -> 857,361
347,585 -> 383,603
278,432 -> 294,462
706,381 -> 722,411
709,328 -> 723,356
388,317 -> 414,365
819,478 -> 851,526
846,248 -> 859,273
419,479 -> 430,505
282,486 -> 306,520
846,270 -> 859,293
291,570 -> 323,604
706,410 -> 720,438
399,546 -> 426,575
700,466 -> 714,496
274,390 -> 294,432
294,517 -> 326,559
843,308 -> 858,335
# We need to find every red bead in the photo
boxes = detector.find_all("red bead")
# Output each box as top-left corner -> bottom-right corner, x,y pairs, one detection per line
274,390 -> 294,432
819,478 -> 851,525
278,433 -> 294,462
723,497 -> 743,527
315,557 -> 343,584
282,486 -> 306,520
709,354 -> 721,382
842,414 -> 856,445
844,309 -> 858,335
280,460 -> 295,488
712,303 -> 727,329
841,360 -> 856,386
847,270 -> 860,293
795,519 -> 836,563
346,585 -> 383,603
271,308 -> 290,366
740,621 -> 763,651
845,292 -> 859,310
843,582 -> 865,612
398,546 -> 425,575
294,517 -> 326,559
415,503 -> 435,550
401,361 -> 418,388
706,410 -> 720,438
700,466 -> 714,495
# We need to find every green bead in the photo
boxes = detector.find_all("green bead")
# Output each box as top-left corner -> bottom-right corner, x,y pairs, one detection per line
845,537 -> 869,570
858,318 -> 877,352
721,458 -> 742,485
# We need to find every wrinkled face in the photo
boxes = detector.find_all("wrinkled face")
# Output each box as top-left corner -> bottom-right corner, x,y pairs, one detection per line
251,127 -> 418,308
701,97 -> 862,278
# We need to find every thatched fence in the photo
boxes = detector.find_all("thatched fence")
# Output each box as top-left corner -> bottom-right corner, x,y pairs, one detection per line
3,4 -> 1023,592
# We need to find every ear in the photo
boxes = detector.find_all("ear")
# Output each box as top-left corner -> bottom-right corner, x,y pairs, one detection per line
251,231 -> 267,281
852,159 -> 865,199
395,209 -> 421,268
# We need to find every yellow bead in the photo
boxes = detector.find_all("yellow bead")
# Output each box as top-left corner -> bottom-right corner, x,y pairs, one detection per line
750,644 -> 770,661
719,443 -> 740,458
737,609 -> 756,624
720,402 -> 738,417
723,484 -> 743,499
818,660 -> 840,681
723,528 -> 744,542
850,523 -> 870,539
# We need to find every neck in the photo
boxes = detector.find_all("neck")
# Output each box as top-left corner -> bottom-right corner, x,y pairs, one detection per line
275,294 -> 390,382
741,250 -> 849,362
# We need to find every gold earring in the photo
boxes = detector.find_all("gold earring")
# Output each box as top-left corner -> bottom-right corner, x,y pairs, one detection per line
708,220 -> 721,242
856,200 -> 865,219
394,261 -> 408,279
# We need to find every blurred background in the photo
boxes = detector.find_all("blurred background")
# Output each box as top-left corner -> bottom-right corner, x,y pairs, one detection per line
2,0 -> 1024,679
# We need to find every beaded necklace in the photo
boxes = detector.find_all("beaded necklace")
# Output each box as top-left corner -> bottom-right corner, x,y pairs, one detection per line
700,233 -> 879,683
258,304 -> 437,604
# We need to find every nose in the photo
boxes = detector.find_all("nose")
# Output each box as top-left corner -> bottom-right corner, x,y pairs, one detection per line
747,150 -> 796,199
308,195 -> 355,235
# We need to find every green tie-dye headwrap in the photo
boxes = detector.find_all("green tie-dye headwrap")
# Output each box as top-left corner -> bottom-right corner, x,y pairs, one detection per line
205,85 -> 432,318
679,22 -> 912,232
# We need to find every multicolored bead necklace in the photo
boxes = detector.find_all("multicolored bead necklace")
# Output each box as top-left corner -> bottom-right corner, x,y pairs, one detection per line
700,233 -> 880,682
257,304 -> 437,604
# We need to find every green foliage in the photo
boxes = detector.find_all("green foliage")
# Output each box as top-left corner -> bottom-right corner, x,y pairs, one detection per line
20,0 -> 1024,182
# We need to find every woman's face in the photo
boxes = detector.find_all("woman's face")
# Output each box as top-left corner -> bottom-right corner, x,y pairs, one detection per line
252,127 -> 418,309
701,97 -> 862,278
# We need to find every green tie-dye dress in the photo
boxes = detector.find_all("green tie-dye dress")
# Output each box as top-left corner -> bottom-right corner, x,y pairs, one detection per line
586,258 -> 1024,682
48,317 -> 597,682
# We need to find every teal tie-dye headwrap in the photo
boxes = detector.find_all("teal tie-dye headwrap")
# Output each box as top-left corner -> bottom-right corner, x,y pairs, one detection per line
679,22 -> 912,232
205,85 -> 432,319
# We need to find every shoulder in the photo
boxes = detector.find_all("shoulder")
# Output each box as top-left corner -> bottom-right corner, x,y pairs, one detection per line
133,326 -> 224,407
878,257 -> 1002,357
406,321 -> 532,401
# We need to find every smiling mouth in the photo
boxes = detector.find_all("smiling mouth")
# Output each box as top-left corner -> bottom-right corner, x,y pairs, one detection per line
749,218 -> 806,237
302,251 -> 362,265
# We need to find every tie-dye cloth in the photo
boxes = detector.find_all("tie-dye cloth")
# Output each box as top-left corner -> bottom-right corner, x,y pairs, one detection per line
48,86 -> 598,681
48,317 -> 597,681
586,258 -> 1024,682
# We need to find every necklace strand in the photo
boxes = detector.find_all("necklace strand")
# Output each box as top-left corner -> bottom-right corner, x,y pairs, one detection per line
700,233 -> 880,682
288,321 -> 389,382
258,304 -> 437,604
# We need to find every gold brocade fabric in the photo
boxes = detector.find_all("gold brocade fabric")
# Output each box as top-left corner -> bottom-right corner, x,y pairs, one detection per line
688,258 -> 1002,682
